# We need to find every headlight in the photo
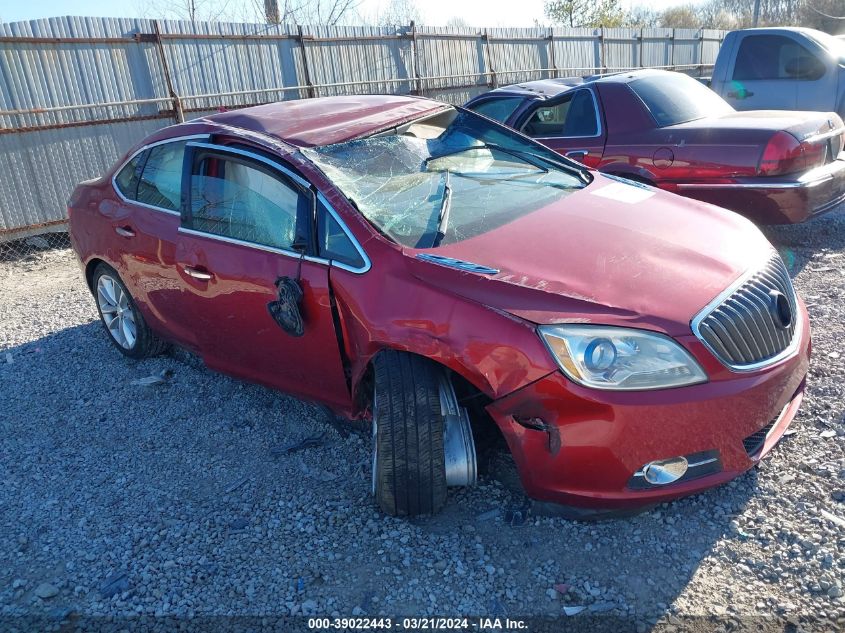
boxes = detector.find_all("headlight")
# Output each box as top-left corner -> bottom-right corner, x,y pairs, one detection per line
539,325 -> 707,391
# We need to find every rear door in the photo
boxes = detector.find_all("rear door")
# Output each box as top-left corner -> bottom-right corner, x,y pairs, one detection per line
110,135 -> 208,350
515,88 -> 605,168
723,33 -> 834,111
175,142 -> 352,410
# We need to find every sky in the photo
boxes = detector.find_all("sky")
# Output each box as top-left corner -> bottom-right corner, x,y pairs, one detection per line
0,0 -> 701,27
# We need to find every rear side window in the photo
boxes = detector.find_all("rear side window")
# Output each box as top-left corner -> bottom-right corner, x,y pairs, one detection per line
468,97 -> 525,123
136,141 -> 188,211
522,90 -> 598,138
188,154 -> 305,251
628,74 -> 733,127
114,151 -> 146,200
317,200 -> 365,269
733,35 -> 824,81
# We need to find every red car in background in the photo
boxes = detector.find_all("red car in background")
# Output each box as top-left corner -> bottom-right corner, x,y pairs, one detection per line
466,69 -> 845,224
69,95 -> 809,518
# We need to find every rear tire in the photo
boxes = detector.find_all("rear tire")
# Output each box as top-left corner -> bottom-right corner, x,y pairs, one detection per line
92,263 -> 168,359
372,350 -> 448,516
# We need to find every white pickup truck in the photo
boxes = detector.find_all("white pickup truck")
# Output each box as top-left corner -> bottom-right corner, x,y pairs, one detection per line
710,27 -> 845,117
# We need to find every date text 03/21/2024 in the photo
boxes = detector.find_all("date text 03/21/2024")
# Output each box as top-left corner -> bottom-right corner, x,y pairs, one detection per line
307,617 -> 529,630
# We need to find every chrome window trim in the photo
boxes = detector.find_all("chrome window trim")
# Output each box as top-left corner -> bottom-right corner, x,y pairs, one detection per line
521,88 -> 603,140
178,226 -> 317,261
316,192 -> 372,274
185,141 -> 311,190
178,143 -> 371,275
111,134 -> 210,216
690,251 -> 802,373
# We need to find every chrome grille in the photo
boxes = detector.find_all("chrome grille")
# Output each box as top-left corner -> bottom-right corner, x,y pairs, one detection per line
692,253 -> 799,370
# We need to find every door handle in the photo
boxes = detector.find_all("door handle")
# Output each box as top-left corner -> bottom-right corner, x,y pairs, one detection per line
183,266 -> 213,281
114,226 -> 135,238
727,90 -> 754,99
565,150 -> 589,161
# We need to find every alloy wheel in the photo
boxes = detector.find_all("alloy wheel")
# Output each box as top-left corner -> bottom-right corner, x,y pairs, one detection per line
96,274 -> 137,350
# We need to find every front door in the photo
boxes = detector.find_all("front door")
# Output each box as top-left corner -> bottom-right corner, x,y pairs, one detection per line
174,142 -> 351,411
722,33 -> 830,111
516,88 -> 606,168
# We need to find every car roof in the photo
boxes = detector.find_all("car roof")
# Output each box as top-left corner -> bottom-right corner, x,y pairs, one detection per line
484,68 -> 677,101
200,94 -> 448,148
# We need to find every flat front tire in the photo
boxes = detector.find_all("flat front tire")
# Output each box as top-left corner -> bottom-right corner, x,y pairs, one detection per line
92,263 -> 168,359
372,350 -> 448,516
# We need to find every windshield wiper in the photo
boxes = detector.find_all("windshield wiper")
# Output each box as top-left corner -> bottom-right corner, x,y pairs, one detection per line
431,170 -> 452,248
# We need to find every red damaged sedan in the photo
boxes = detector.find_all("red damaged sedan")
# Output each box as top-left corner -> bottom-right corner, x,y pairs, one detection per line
68,95 -> 810,517
466,69 -> 845,224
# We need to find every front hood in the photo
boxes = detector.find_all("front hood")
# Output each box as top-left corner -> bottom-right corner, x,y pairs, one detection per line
404,175 -> 774,336
672,110 -> 844,141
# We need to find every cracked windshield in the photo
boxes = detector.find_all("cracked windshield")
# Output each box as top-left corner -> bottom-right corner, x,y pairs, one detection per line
304,108 -> 588,249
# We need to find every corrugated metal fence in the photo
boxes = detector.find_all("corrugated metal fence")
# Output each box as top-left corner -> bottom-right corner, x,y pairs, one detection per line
0,16 -> 726,241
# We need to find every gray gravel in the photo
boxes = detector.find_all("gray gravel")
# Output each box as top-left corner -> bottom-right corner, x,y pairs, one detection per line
1,208 -> 844,631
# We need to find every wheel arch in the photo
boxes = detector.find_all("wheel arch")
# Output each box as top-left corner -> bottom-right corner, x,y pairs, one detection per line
84,257 -> 108,292
351,345 -> 496,416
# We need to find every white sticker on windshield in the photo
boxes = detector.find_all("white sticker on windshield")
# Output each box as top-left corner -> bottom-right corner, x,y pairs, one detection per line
590,182 -> 655,204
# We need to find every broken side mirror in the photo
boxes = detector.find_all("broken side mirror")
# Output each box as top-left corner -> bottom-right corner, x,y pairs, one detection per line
267,276 -> 305,337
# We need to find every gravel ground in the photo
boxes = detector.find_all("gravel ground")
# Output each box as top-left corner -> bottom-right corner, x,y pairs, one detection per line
1,209 -> 844,632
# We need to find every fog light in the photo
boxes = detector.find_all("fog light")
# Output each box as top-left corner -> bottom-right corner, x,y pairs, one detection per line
643,456 -> 689,485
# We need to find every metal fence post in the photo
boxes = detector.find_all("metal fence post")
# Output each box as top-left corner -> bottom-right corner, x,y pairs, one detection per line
547,28 -> 556,79
297,25 -> 316,98
670,28 -> 676,70
483,29 -> 497,89
410,21 -> 422,95
152,20 -> 183,123
599,27 -> 606,74
639,27 -> 644,68
699,29 -> 704,77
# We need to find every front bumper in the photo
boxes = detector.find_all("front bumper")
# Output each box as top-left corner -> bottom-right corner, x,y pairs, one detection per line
485,308 -> 811,510
671,155 -> 845,224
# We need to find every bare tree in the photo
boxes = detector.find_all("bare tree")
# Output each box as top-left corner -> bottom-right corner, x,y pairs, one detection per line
252,0 -> 361,24
374,0 -> 422,27
445,16 -> 469,28
138,0 -> 236,22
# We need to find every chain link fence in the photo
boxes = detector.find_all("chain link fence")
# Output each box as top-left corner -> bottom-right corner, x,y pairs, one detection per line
0,231 -> 71,261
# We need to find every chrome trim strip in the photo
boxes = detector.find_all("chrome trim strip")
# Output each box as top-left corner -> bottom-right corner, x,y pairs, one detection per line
185,141 -> 311,189
676,177 -> 832,191
803,128 -> 844,144
690,252 -> 802,373
316,192 -> 372,274
178,227 -> 319,260
521,88 -> 603,140
111,134 -> 210,215
633,457 -> 718,478
415,253 -> 499,275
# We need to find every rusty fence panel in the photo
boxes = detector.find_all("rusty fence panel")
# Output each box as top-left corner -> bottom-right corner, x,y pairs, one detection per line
0,16 -> 726,247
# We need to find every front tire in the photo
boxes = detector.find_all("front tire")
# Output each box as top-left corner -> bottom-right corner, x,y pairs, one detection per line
92,263 -> 168,359
372,351 -> 448,516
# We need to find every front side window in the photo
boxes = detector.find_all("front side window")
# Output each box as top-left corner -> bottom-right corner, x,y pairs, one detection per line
733,35 -> 825,81
136,141 -> 188,211
187,154 -> 304,251
317,200 -> 365,269
628,74 -> 733,127
468,97 -> 526,123
522,90 -> 599,138
114,151 -> 146,200
304,107 -> 588,249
